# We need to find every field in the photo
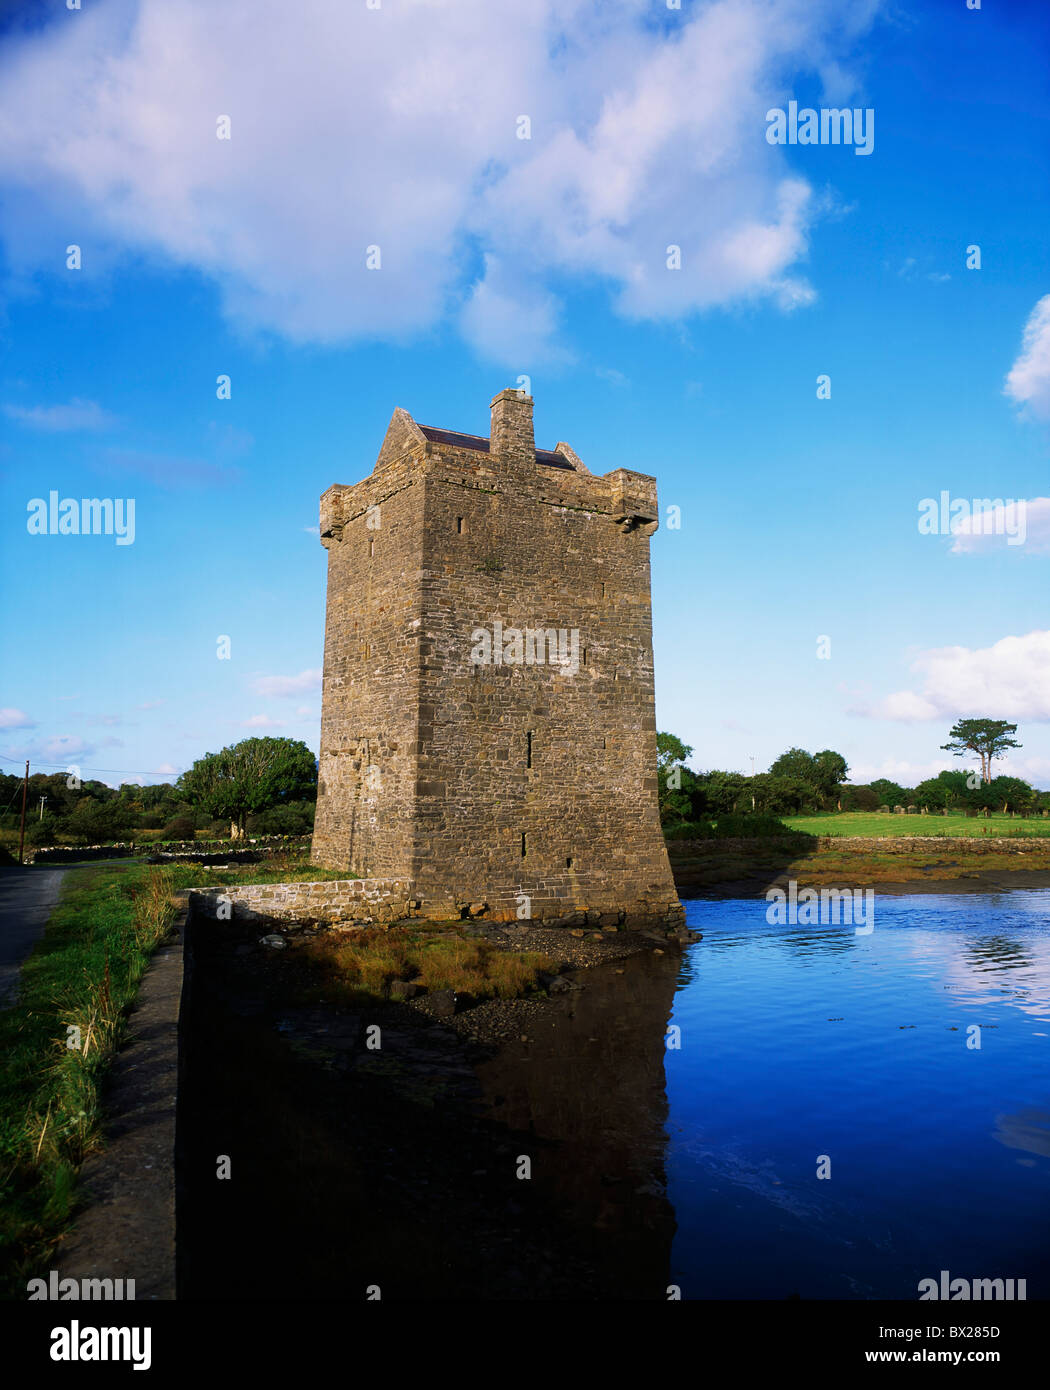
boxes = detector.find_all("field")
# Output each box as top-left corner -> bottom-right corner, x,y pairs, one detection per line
780,811 -> 1050,838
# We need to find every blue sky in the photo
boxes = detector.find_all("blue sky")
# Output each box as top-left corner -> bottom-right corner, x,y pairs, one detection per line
1,0 -> 1048,790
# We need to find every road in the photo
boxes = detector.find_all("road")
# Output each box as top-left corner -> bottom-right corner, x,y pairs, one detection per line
0,865 -> 69,1007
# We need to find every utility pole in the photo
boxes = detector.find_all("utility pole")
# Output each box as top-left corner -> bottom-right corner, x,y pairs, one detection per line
18,760 -> 28,865
38,795 -> 48,820
748,754 -> 756,812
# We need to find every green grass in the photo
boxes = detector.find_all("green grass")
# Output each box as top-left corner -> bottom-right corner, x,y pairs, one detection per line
781,811 -> 1050,838
162,855 -> 352,889
0,863 -> 178,1295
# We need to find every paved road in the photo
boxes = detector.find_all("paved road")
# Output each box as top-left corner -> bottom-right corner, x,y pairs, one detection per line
0,865 -> 69,1007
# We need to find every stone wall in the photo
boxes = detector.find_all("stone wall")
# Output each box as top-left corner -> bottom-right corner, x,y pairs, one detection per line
29,836 -> 310,865
311,389 -> 682,929
188,877 -> 684,929
189,878 -> 417,926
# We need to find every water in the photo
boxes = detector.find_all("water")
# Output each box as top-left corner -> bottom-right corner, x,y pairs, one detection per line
667,892 -> 1050,1299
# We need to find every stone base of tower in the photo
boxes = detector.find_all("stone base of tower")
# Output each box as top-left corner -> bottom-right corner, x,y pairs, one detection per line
197,867 -> 683,931
410,884 -> 684,931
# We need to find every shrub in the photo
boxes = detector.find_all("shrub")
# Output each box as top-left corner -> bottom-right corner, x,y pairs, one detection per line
666,813 -> 813,840
159,815 -> 197,841
247,800 -> 315,837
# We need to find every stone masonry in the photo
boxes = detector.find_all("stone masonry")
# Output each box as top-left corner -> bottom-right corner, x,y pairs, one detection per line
310,389 -> 683,928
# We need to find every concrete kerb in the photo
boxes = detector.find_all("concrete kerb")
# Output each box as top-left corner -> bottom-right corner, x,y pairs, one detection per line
51,895 -> 187,1301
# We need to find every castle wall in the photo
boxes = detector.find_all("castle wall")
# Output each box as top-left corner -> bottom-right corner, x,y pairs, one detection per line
310,455 -> 425,877
409,447 -> 676,920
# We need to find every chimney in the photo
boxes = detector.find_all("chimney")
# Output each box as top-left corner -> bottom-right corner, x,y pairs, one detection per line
489,388 -> 534,467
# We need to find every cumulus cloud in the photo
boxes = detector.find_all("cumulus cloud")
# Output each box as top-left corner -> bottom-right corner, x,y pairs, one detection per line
950,498 -> 1050,554
0,708 -> 34,729
848,754 -> 1050,790
4,398 -> 117,431
854,630 -> 1050,723
0,0 -> 881,364
846,758 -> 958,786
155,762 -> 178,775
1005,294 -> 1050,421
252,669 -> 322,697
42,735 -> 93,762
240,714 -> 287,729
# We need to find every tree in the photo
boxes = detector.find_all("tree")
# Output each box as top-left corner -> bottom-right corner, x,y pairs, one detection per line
768,748 -> 817,783
913,769 -> 971,810
65,796 -> 133,845
812,750 -> 849,797
656,732 -> 694,826
740,773 -> 820,815
986,775 -> 1035,814
941,719 -> 1021,785
692,770 -> 747,816
766,747 -> 848,809
841,784 -> 879,811
177,737 -> 318,839
871,778 -> 907,808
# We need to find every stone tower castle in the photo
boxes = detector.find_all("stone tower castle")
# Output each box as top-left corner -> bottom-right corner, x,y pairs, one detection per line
311,389 -> 682,928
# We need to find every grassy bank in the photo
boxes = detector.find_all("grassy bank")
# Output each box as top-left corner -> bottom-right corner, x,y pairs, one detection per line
781,811 -> 1050,837
668,835 -> 1050,894
162,854 -> 351,889
0,864 -> 177,1296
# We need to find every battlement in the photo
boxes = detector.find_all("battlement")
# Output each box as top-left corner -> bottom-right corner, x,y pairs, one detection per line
320,393 -> 659,546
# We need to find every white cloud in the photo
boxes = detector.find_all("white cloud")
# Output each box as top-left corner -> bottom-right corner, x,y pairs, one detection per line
0,707 -> 34,729
3,397 -> 116,431
1004,294 -> 1050,421
950,497 -> 1050,554
846,757 -> 957,785
241,714 -> 287,729
872,691 -> 941,722
460,257 -> 572,369
0,0 -> 881,363
138,699 -> 166,710
295,706 -> 316,719
847,755 -> 1050,791
856,630 -> 1050,723
155,762 -> 178,775
42,735 -> 92,762
252,669 -> 322,697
